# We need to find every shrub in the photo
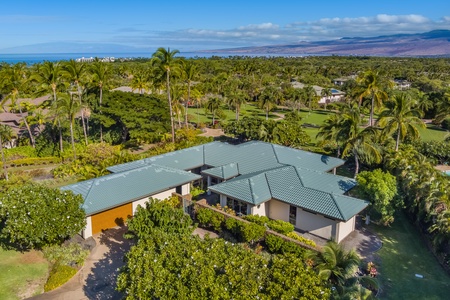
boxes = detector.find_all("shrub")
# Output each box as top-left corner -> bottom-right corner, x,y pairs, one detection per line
286,232 -> 317,248
238,222 -> 265,244
225,217 -> 239,235
190,186 -> 205,200
442,117 -> 450,130
210,212 -> 225,232
43,243 -> 89,267
44,264 -> 77,292
281,240 -> 305,256
243,214 -> 269,226
267,219 -> 294,235
265,234 -> 284,253
196,208 -> 213,227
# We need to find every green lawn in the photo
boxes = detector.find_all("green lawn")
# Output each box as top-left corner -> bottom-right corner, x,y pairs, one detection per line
0,249 -> 49,299
418,124 -> 450,142
369,212 -> 450,299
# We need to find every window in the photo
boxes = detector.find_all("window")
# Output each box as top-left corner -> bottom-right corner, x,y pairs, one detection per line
289,205 -> 297,225
226,198 -> 248,216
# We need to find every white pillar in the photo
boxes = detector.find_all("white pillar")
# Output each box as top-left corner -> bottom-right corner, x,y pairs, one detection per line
207,176 -> 211,195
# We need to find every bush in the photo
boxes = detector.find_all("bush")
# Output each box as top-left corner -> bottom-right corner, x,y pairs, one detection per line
243,214 -> 269,226
265,234 -> 284,253
281,240 -> 305,256
43,243 -> 89,267
267,219 -> 294,235
44,264 -> 77,292
286,232 -> 317,248
238,222 -> 265,244
196,208 -> 225,231
225,217 -> 239,235
3,156 -> 60,167
442,117 -> 450,130
190,186 -> 205,200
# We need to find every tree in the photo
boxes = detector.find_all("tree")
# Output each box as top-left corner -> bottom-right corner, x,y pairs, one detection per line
0,124 -> 13,181
62,59 -> 89,145
31,61 -> 65,151
152,47 -> 182,143
435,89 -> 450,123
356,69 -> 392,126
378,93 -> 425,151
58,92 -> 80,159
0,63 -> 35,147
307,241 -> 377,298
182,61 -> 199,127
303,85 -> 317,113
355,169 -> 399,225
0,184 -> 85,250
259,86 -> 278,120
130,68 -> 150,95
89,59 -> 110,143
321,87 -> 332,110
317,113 -> 344,157
206,96 -> 222,125
339,105 -> 381,177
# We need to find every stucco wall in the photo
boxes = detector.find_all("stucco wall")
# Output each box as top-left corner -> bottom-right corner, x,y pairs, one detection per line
269,199 -> 290,223
296,208 -> 337,240
83,216 -> 92,239
132,187 -> 177,213
251,202 -> 269,217
337,216 -> 355,243
181,183 -> 190,195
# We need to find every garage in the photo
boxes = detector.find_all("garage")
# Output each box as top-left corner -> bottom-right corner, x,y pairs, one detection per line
91,202 -> 132,235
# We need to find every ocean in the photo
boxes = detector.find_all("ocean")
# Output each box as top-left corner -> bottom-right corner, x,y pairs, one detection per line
0,52 -> 307,65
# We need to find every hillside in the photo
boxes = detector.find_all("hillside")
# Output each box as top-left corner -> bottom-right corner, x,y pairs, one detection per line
203,30 -> 450,57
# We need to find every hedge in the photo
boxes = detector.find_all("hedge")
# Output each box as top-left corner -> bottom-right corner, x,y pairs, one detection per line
0,156 -> 61,168
44,264 -> 77,292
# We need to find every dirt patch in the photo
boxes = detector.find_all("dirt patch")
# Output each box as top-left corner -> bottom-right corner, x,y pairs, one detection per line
198,128 -> 225,137
18,278 -> 47,300
21,250 -> 47,264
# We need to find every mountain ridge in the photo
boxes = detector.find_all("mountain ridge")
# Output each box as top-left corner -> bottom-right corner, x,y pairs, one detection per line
202,30 -> 450,57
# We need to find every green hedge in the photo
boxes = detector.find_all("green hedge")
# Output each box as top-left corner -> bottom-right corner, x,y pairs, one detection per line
44,264 -> 77,292
0,156 -> 61,168
286,232 -> 317,247
265,233 -> 306,256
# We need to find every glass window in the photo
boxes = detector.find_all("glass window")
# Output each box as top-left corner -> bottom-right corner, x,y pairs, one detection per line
289,205 -> 297,225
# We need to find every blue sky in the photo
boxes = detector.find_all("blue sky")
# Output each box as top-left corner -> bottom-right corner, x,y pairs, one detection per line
1,0 -> 449,52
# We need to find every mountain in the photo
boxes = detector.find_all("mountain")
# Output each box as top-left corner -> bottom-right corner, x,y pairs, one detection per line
203,30 -> 450,57
0,42 -> 149,54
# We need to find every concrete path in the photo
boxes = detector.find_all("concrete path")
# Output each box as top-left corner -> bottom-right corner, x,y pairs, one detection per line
29,226 -> 131,300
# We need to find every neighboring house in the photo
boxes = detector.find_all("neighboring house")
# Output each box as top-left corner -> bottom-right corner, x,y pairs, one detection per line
62,141 -> 368,242
291,81 -> 346,105
394,79 -> 411,90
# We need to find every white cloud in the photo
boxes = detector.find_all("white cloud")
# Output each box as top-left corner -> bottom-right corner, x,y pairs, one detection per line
111,14 -> 450,49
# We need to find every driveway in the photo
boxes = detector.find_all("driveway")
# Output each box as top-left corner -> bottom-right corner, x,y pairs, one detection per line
29,226 -> 132,300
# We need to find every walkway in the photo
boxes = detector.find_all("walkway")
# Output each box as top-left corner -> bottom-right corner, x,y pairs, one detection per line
29,226 -> 131,300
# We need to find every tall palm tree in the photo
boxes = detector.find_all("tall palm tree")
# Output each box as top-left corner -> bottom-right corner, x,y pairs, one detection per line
152,47 -> 182,143
182,61 -> 199,128
206,97 -> 222,125
378,94 -> 425,151
356,70 -> 392,126
58,92 -> 80,159
303,85 -> 316,113
31,61 -> 65,151
0,124 -> 13,181
226,90 -> 247,121
317,113 -> 344,157
340,105 -> 381,177
435,89 -> 450,123
90,59 -> 110,143
130,68 -> 150,95
259,86 -> 279,120
62,59 -> 89,145
0,63 -> 35,147
321,87 -> 332,110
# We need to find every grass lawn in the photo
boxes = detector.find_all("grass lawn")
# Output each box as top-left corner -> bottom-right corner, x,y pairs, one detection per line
0,249 -> 49,299
418,124 -> 450,142
369,212 -> 450,299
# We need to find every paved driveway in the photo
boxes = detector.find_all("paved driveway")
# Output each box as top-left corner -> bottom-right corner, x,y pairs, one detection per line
30,226 -> 131,300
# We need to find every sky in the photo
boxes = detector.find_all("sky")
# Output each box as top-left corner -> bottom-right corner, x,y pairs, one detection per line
1,0 -> 450,53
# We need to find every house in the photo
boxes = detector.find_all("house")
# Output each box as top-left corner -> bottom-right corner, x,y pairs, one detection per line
291,81 -> 346,105
62,141 -> 368,242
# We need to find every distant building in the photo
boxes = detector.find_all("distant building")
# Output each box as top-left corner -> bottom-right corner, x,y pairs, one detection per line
394,79 -> 411,90
292,81 -> 345,104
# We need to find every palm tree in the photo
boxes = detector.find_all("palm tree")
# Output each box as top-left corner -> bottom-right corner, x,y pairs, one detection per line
152,47 -> 182,143
317,113 -> 344,157
206,97 -> 222,125
435,89 -> 450,123
340,105 -> 381,177
0,124 -> 13,181
321,87 -> 332,110
58,92 -> 80,159
226,90 -> 247,121
378,94 -> 425,151
31,61 -> 65,151
0,63 -> 35,147
62,59 -> 89,145
182,61 -> 199,128
307,241 -> 378,298
259,86 -> 279,120
356,70 -> 392,126
130,68 -> 150,95
303,85 -> 316,113
90,59 -> 110,142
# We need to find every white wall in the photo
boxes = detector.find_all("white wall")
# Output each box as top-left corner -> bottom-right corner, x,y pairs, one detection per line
269,199 -> 290,223
296,208 -> 337,240
83,216 -> 92,239
220,194 -> 227,207
252,202 -> 268,217
337,216 -> 355,243
132,188 -> 176,213
181,183 -> 190,195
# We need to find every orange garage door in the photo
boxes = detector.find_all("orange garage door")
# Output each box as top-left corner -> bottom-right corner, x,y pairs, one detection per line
91,202 -> 132,234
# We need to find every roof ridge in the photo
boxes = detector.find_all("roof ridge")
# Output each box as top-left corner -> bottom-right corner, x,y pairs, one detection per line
292,166 -> 305,187
330,193 -> 345,220
248,177 -> 255,204
264,172 -> 274,199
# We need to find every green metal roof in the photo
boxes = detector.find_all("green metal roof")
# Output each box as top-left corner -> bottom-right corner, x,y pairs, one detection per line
210,165 -> 367,221
61,164 -> 201,216
201,163 -> 239,180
